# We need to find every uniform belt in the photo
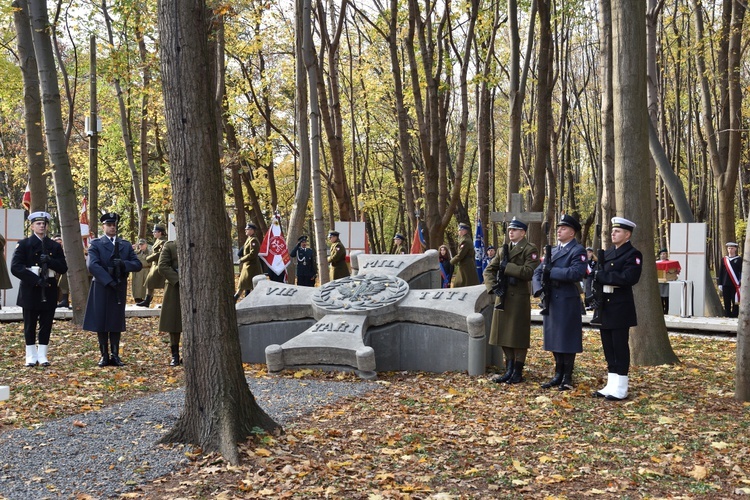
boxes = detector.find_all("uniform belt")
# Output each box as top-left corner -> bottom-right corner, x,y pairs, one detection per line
603,285 -> 619,294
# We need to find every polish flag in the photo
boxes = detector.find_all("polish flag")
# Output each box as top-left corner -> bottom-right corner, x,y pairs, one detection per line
259,217 -> 291,277
22,183 -> 30,211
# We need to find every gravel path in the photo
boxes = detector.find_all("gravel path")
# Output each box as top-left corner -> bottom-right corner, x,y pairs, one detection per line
0,377 -> 379,499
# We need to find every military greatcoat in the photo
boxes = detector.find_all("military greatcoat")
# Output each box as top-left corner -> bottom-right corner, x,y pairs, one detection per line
82,236 -> 142,333
328,241 -> 349,280
238,235 -> 262,290
158,240 -> 182,333
131,245 -> 151,300
483,238 -> 540,347
144,236 -> 167,289
532,240 -> 587,353
450,234 -> 479,287
595,241 -> 642,330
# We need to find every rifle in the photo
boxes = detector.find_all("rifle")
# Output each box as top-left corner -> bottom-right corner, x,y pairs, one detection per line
492,242 -> 510,311
108,235 -> 123,305
539,221 -> 552,315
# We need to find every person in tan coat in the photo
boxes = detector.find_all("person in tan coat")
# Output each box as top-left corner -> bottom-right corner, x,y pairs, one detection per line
131,239 -> 151,303
235,223 -> 262,300
450,223 -> 479,287
158,238 -> 182,366
136,225 -> 167,307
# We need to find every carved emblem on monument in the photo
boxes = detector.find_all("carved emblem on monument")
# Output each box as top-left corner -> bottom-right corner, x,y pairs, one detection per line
312,274 -> 409,312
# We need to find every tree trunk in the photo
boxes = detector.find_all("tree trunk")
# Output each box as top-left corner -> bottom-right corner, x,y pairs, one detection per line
598,0 -> 615,247
136,12 -> 151,238
27,0 -> 89,325
13,0 -> 46,214
157,0 -> 280,464
611,0 -> 678,365
735,212 -> 750,401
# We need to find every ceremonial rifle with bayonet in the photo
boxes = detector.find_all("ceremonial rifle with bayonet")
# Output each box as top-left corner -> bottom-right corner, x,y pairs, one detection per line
491,221 -> 510,311
107,219 -> 124,305
539,221 -> 552,315
589,223 -> 605,325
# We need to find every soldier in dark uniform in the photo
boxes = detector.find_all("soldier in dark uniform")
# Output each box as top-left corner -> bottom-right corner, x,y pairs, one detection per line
290,235 -> 317,287
532,214 -> 588,390
592,217 -> 643,401
718,242 -> 742,318
327,231 -> 349,280
158,237 -> 182,366
0,232 -> 13,309
11,212 -> 68,366
52,235 -> 71,309
392,234 -> 407,255
235,223 -> 262,299
483,218 -> 540,384
450,223 -> 479,287
136,225 -> 167,307
83,213 -> 142,367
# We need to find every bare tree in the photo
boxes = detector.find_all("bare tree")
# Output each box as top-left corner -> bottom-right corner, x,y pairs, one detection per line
157,0 -> 280,463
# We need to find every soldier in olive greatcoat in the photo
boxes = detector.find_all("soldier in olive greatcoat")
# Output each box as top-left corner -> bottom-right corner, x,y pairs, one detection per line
131,239 -> 151,303
450,223 -> 479,287
327,231 -> 349,280
158,238 -> 182,366
136,225 -> 167,307
483,218 -> 540,384
235,223 -> 262,299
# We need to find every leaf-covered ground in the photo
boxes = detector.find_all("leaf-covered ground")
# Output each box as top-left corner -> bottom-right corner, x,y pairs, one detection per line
1,316 -> 748,499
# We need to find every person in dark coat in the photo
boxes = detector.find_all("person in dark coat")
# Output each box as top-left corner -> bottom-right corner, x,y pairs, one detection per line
136,225 -> 167,307
450,223 -> 479,287
483,218 -> 540,384
51,236 -> 71,309
532,214 -> 587,390
438,245 -> 453,288
718,242 -> 742,318
591,217 -> 643,401
392,234 -> 407,255
0,232 -> 13,309
235,223 -> 262,299
11,212 -> 68,366
290,235 -> 317,287
158,238 -> 182,366
83,213 -> 142,367
327,231 -> 349,280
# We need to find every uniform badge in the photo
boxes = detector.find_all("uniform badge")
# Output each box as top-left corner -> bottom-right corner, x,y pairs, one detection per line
635,257 -> 641,265
531,253 -> 538,260
580,255 -> 586,262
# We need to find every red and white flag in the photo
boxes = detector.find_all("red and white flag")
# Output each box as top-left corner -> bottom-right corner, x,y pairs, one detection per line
22,183 -> 30,211
80,196 -> 90,247
259,216 -> 291,278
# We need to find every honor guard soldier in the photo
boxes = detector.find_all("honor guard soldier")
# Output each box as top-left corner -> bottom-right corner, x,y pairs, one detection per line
290,235 -> 317,286
483,218 -> 540,384
11,212 -> 68,366
158,233 -> 182,366
450,222 -> 479,287
392,234 -> 407,255
718,242 -> 742,318
83,212 -> 142,367
592,217 -> 643,401
136,225 -> 167,307
327,231 -> 349,280
235,223 -> 262,300
532,214 -> 588,390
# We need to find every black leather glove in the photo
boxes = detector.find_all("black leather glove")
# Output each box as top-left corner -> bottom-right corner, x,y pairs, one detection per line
113,258 -> 125,271
594,269 -> 605,283
497,263 -> 506,276
36,276 -> 47,287
38,253 -> 50,264
542,268 -> 551,282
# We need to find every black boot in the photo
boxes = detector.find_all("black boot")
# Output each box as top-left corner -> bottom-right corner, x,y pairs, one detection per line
136,294 -> 152,307
559,354 -> 575,391
541,354 -> 563,388
109,332 -> 125,366
56,294 -> 69,308
490,359 -> 514,383
169,345 -> 181,367
97,333 -> 110,367
507,361 -> 525,384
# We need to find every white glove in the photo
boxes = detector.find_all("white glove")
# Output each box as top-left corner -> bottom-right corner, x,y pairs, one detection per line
719,285 -> 723,292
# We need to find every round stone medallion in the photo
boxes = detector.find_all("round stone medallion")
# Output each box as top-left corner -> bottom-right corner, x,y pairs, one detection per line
312,274 -> 409,312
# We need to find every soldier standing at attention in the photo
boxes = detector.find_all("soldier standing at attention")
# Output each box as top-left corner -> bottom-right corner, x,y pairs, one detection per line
136,225 -> 167,307
158,236 -> 182,366
483,218 -> 540,384
131,238 -> 151,303
327,231 -> 349,280
592,217 -> 643,401
450,222 -> 479,287
532,214 -> 588,391
289,235 -> 317,287
11,212 -> 68,366
235,223 -> 262,300
83,213 -> 142,367
718,242 -> 742,318
392,234 -> 407,255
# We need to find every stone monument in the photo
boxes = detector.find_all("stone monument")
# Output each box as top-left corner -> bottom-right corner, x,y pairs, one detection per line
236,250 -> 494,379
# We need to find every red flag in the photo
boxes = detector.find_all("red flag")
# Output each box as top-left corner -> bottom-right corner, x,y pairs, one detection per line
80,196 -> 90,247
259,216 -> 291,277
410,220 -> 426,254
22,183 -> 30,211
